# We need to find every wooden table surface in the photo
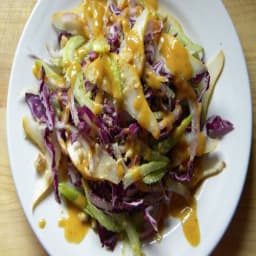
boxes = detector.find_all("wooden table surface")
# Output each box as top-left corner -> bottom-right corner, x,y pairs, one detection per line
0,1 -> 255,255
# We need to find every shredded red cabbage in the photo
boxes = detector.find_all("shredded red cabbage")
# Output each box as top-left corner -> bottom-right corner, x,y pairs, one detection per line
25,93 -> 47,123
152,59 -> 172,80
77,105 -> 112,147
70,93 -> 79,127
44,128 -> 61,203
129,123 -> 140,134
107,23 -> 123,53
84,80 -> 98,99
101,104 -> 121,138
87,184 -> 113,212
50,88 -> 69,107
191,72 -> 206,84
67,161 -> 82,189
206,115 -> 234,138
144,43 -> 156,64
139,225 -> 156,241
39,79 -> 55,130
160,84 -> 176,112
96,223 -> 118,251
88,51 -> 98,62
144,206 -> 158,232
144,19 -> 163,64
108,3 -> 121,16
70,130 -> 81,144
192,71 -> 210,102
170,160 -> 194,182
88,181 -> 144,212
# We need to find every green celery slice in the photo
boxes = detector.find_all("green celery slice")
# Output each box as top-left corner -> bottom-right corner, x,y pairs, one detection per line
123,221 -> 142,256
22,115 -> 45,153
107,54 -> 122,100
142,169 -> 166,184
59,183 -> 122,232
59,183 -> 87,208
157,114 -> 192,154
77,37 -> 110,61
34,59 -> 65,88
63,35 -> 85,63
123,161 -> 168,188
167,15 -> 203,59
85,202 -> 122,232
73,71 -> 95,110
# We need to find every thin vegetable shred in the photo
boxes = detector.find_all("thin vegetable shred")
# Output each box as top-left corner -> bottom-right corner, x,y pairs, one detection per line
23,0 -> 234,255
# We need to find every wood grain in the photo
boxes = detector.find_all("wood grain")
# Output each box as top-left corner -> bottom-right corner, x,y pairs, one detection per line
0,1 -> 255,255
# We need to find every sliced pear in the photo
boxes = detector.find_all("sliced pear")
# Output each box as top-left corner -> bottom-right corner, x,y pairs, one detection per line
63,35 -> 85,64
85,54 -> 122,101
159,33 -> 206,80
51,12 -> 85,36
32,169 -> 52,212
201,50 -> 225,123
123,161 -> 168,189
189,54 -> 206,77
133,8 -> 149,37
22,116 -> 45,153
119,62 -> 160,139
33,59 -> 65,88
72,71 -> 102,114
204,137 -> 219,154
119,9 -> 149,76
67,139 -> 122,184
107,54 -> 122,100
192,161 -> 226,190
77,37 -> 110,60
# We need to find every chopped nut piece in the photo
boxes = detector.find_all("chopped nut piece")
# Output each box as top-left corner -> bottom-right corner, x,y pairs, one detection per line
34,153 -> 47,174
77,212 -> 88,223
91,219 -> 97,229
60,35 -> 68,49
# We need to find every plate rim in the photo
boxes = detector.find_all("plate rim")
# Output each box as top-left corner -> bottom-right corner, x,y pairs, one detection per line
6,0 -> 253,255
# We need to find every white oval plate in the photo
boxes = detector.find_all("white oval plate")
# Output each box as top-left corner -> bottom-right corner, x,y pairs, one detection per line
7,0 -> 252,255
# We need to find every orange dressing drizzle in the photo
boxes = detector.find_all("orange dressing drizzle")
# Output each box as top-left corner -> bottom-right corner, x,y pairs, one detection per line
159,112 -> 175,131
160,33 -> 193,80
85,56 -> 121,100
169,194 -> 200,247
117,159 -> 125,178
144,67 -> 167,89
196,132 -> 206,156
32,63 -> 41,79
58,204 -> 89,244
38,219 -> 46,229
84,0 -> 106,37
65,62 -> 82,87
145,0 -> 158,10
126,30 -> 141,61
133,95 -> 151,131
131,166 -> 142,181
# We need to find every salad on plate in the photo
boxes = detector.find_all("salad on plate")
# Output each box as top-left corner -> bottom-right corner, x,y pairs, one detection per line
22,0 -> 233,255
